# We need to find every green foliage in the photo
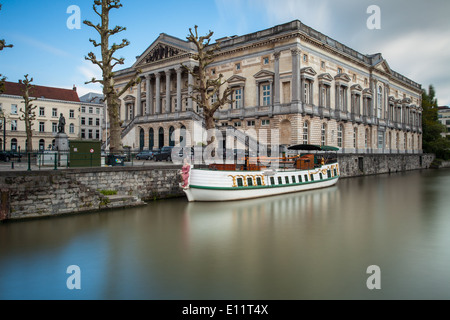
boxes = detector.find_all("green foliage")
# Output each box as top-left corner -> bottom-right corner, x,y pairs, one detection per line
99,189 -> 117,195
422,85 -> 450,160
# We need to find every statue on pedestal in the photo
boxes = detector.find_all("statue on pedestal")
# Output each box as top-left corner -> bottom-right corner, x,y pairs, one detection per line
58,113 -> 66,134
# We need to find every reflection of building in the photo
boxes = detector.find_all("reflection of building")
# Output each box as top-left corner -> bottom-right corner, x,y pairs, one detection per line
79,93 -> 105,143
0,82 -> 80,151
114,20 -> 423,154
438,106 -> 450,138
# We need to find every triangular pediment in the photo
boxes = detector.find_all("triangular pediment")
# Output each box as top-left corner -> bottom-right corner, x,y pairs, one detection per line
373,59 -> 392,75
318,73 -> 333,82
351,84 -> 363,91
334,73 -> 351,82
123,94 -> 135,101
227,75 -> 246,84
133,34 -> 194,68
300,67 -> 317,76
253,70 -> 275,79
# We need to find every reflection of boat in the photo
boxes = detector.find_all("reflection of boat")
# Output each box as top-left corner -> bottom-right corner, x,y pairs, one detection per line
182,144 -> 340,202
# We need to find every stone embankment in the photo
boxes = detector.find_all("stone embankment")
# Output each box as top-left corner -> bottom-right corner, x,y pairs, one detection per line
0,154 -> 436,221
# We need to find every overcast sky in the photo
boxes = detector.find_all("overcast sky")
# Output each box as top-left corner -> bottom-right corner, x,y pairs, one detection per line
1,0 -> 449,105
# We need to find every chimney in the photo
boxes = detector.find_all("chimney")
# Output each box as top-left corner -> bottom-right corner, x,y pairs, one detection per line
73,85 -> 77,92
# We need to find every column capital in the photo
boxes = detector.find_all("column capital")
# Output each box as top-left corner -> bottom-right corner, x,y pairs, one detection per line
145,73 -> 152,80
290,47 -> 301,56
164,68 -> 172,75
273,50 -> 281,60
175,66 -> 183,74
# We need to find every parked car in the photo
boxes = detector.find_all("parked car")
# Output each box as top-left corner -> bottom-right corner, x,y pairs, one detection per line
153,146 -> 174,161
136,149 -> 155,160
0,151 -> 23,162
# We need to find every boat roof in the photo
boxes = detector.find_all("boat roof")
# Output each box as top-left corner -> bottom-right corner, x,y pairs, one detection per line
287,144 -> 339,151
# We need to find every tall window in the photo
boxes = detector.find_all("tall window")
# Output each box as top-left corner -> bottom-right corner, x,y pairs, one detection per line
302,122 -> 309,144
11,104 -> 18,115
321,123 -> 327,146
262,84 -> 271,106
353,128 -> 357,149
69,123 -> 75,134
337,124 -> 343,148
81,117 -> 85,125
234,89 -> 242,109
39,122 -> 45,132
70,110 -> 74,118
81,129 -> 86,139
52,122 -> 58,133
378,131 -> 385,149
365,129 -> 370,148
52,108 -> 57,117
39,107 -> 45,116
304,82 -> 310,104
11,120 -> 18,131
377,85 -> 383,118
11,138 -> 17,151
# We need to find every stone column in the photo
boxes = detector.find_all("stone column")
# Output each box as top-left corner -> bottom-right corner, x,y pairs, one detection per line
165,69 -> 171,113
155,72 -> 161,114
136,79 -> 142,117
274,51 -> 281,105
256,82 -> 260,107
188,68 -> 194,111
145,74 -> 152,115
176,67 -> 182,112
291,48 -> 300,103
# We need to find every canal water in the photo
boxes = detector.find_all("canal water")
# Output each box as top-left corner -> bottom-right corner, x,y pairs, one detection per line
1,169 -> 450,300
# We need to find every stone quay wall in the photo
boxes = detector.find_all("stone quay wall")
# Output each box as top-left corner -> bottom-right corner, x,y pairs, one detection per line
0,153 -> 436,221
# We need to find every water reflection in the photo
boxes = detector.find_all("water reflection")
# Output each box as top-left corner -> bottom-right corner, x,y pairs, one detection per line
1,169 -> 450,299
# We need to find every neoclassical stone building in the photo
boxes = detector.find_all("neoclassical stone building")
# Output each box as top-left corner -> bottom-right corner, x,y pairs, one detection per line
113,20 -> 423,154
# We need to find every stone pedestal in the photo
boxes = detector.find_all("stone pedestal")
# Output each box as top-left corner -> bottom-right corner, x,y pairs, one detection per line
55,133 -> 69,166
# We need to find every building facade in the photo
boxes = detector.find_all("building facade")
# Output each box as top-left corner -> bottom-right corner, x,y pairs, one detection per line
79,93 -> 105,143
113,20 -> 423,154
438,106 -> 450,138
0,82 -> 81,152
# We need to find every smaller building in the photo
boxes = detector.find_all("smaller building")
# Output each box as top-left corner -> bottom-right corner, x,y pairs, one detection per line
79,92 -> 105,144
438,106 -> 450,138
0,82 -> 81,152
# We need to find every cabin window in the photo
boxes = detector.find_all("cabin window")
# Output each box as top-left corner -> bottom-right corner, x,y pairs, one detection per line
247,177 -> 253,186
334,169 -> 337,176
310,174 -> 315,181
292,176 -> 296,183
270,177 -> 275,185
237,178 -> 243,187
298,175 -> 302,182
327,170 -> 331,179
304,175 -> 308,182
319,173 -> 323,180
278,177 -> 283,185
256,177 -> 262,186
284,176 -> 289,184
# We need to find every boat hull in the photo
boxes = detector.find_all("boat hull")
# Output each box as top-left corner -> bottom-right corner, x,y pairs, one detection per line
183,163 -> 340,202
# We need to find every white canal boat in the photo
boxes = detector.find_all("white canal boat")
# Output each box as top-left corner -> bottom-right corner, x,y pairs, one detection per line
180,144 -> 340,202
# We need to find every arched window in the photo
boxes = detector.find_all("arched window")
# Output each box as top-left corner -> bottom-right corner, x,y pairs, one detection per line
39,139 -> 45,151
180,125 -> 186,147
158,127 -> 164,148
169,126 -> 175,147
139,127 -> 145,151
69,123 -> 75,134
302,121 -> 309,144
149,128 -> 154,150
337,124 -> 343,148
11,138 -> 17,151
321,123 -> 327,146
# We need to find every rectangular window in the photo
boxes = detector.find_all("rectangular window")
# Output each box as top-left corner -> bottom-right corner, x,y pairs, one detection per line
234,89 -> 242,109
270,177 -> 275,185
304,174 -> 308,182
52,122 -> 57,133
378,131 -> 385,149
81,106 -> 86,113
88,129 -> 93,139
39,122 -> 45,132
11,104 -> 18,115
81,117 -> 85,125
70,110 -> 74,118
278,177 -> 282,185
262,84 -> 271,106
292,176 -> 296,183
261,119 -> 270,126
234,121 -> 241,127
11,120 -> 18,131
304,82 -> 310,104
89,107 -> 93,114
235,63 -> 241,71
310,174 -> 315,181
52,108 -> 57,117
69,124 -> 75,134
88,118 -> 93,126
96,118 -> 100,126
81,129 -> 85,139
285,176 -> 289,184
298,175 -> 302,183
263,57 -> 269,65
96,129 -> 100,140
247,177 -> 253,186
96,108 -> 100,114
39,107 -> 45,116
247,120 -> 255,127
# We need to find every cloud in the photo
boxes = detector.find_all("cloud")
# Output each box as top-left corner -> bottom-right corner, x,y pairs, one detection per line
11,33 -> 71,58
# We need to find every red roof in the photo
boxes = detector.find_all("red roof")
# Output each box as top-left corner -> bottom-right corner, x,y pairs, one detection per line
2,81 -> 80,103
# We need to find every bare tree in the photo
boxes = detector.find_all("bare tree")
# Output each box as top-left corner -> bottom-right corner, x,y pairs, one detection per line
83,0 -> 140,153
183,26 -> 233,147
19,75 -> 37,152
